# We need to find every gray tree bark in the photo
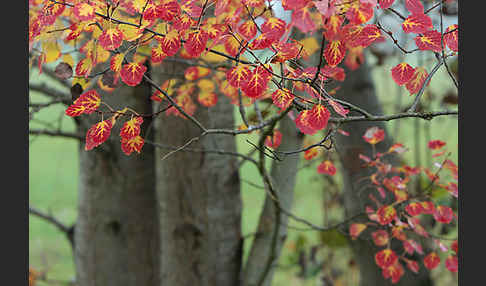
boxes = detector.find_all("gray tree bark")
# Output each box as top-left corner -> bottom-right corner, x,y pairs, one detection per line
74,75 -> 159,286
242,115 -> 304,286
152,61 -> 242,286
334,59 -> 433,286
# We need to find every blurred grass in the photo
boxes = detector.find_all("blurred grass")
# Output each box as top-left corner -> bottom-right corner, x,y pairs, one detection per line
29,57 -> 458,285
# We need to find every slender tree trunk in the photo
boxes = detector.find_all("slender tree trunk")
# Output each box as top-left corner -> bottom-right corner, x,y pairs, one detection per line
74,76 -> 159,286
334,59 -> 433,286
242,115 -> 304,286
152,61 -> 242,286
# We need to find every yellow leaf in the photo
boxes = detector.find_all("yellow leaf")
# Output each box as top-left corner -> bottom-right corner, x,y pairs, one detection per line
63,54 -> 75,68
42,41 -> 61,63
200,44 -> 227,63
298,37 -> 319,56
197,79 -> 215,92
72,77 -> 90,90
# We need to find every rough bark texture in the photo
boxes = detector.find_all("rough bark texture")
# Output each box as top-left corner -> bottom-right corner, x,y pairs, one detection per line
334,59 -> 433,286
152,61 -> 242,286
242,116 -> 304,286
74,76 -> 159,286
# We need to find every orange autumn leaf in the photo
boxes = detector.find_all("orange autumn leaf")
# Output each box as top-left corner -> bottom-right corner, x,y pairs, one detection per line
349,223 -> 367,239
197,92 -> 218,107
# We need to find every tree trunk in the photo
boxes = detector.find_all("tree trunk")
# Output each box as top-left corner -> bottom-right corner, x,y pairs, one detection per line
242,115 -> 304,286
74,76 -> 159,286
334,59 -> 433,286
152,61 -> 242,286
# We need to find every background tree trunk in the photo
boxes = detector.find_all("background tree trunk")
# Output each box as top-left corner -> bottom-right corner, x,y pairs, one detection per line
74,76 -> 159,286
242,115 -> 304,286
152,61 -> 242,286
334,59 -> 433,286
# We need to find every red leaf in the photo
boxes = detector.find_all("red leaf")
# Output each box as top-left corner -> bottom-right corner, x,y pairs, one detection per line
308,104 -> 331,130
353,24 -> 381,48
226,65 -> 251,88
405,202 -> 424,216
405,67 -> 429,95
405,0 -> 424,15
159,29 -> 181,57
324,40 -> 346,67
249,33 -> 273,50
376,205 -> 397,225
421,201 -> 436,214
158,0 -> 181,22
433,205 -> 454,224
346,3 -> 374,25
295,110 -> 318,135
328,99 -> 349,117
272,88 -> 295,110
121,135 -> 145,155
451,240 -> 458,254
240,65 -> 272,98
414,30 -> 442,52
120,117 -> 143,140
185,30 -> 209,58
265,130 -> 283,149
363,126 -> 385,145
261,17 -> 286,41
379,0 -> 395,9
391,62 -> 415,85
402,13 -> 433,34
423,252 -> 440,270
291,5 -> 316,33
98,28 -> 124,51
237,21 -> 257,41
405,259 -> 420,273
445,255 -> 458,272
66,90 -> 101,117
444,24 -> 458,52
428,140 -> 446,150
120,62 -> 147,86
85,119 -> 113,151
317,160 -> 336,175
375,249 -> 398,269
